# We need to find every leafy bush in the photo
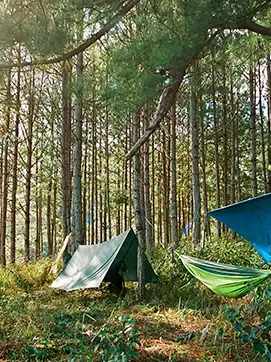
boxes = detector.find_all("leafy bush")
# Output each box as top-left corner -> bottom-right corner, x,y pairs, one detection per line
92,315 -> 140,361
224,306 -> 271,361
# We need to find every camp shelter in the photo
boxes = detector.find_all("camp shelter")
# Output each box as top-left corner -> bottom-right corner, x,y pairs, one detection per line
51,229 -> 158,291
207,193 -> 271,263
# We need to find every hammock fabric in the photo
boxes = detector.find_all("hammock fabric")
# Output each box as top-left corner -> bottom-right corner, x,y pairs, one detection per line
180,254 -> 271,298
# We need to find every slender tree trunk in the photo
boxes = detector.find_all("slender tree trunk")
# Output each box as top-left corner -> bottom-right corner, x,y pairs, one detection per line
10,49 -> 21,265
61,61 -> 72,240
72,52 -> 84,248
52,171 -> 58,252
211,54 -> 221,237
124,124 -> 128,232
82,133 -> 87,243
258,63 -> 268,193
190,67 -> 201,244
0,142 -> 3,247
47,107 -> 55,256
222,65 -> 228,208
151,136 -> 155,244
35,161 -> 40,259
133,110 -> 145,299
266,54 -> 271,193
230,69 -> 236,204
1,70 -> 11,265
91,107 -> 96,244
162,129 -> 169,245
99,136 -> 103,241
143,105 -> 152,258
128,121 -> 133,229
25,69 -> 35,262
170,100 -> 178,248
236,118 -> 242,201
104,104 -> 111,239
249,67 -> 257,197
199,96 -> 210,237
157,140 -> 162,245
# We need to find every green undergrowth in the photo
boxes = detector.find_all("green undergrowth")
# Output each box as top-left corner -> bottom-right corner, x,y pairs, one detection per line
0,236 -> 270,361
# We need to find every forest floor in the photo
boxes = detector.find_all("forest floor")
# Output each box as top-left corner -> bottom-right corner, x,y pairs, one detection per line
0,238 -> 270,361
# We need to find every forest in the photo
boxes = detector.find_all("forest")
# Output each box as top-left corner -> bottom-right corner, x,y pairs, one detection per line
0,0 -> 271,361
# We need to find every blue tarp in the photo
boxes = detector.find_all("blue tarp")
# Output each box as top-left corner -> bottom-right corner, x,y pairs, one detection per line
207,193 -> 271,264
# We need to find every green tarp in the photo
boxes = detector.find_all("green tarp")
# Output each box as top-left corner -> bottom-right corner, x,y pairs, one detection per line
179,254 -> 271,298
51,229 -> 158,291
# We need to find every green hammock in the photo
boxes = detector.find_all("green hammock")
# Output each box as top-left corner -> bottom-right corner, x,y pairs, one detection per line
179,254 -> 271,298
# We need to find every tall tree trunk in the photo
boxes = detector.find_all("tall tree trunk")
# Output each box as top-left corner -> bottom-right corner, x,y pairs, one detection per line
99,136 -> 103,241
91,108 -> 96,244
128,121 -> 133,229
190,67 -> 201,244
1,70 -> 11,265
61,61 -> 72,241
25,69 -> 35,262
258,63 -> 267,193
222,65 -> 228,208
82,126 -> 88,243
170,100 -> 178,249
249,67 -> 257,197
133,111 -> 145,299
236,117 -> 242,201
162,129 -> 169,245
10,49 -> 21,265
211,54 -> 221,238
266,54 -> 271,193
143,105 -> 152,258
47,107 -> 55,256
230,68 -> 236,204
124,124 -> 128,232
151,135 -> 155,244
104,104 -> 111,239
199,96 -> 210,237
72,52 -> 84,248
52,173 -> 57,252
35,161 -> 41,259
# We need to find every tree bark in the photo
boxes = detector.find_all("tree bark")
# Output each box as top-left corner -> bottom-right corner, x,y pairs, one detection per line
10,49 -> 21,265
170,100 -> 178,249
230,68 -> 236,204
249,67 -> 257,197
24,69 -> 35,262
162,129 -> 169,245
222,65 -> 228,208
258,63 -> 267,192
211,54 -> 221,238
190,67 -> 201,244
1,70 -> 11,265
61,61 -> 72,242
266,54 -> 271,193
143,105 -> 152,258
72,52 -> 84,247
133,111 -> 145,299
199,96 -> 210,237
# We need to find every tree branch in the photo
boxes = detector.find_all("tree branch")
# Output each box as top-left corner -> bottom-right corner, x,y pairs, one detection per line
233,20 -> 271,36
126,30 -> 221,160
126,71 -> 185,160
0,0 -> 140,69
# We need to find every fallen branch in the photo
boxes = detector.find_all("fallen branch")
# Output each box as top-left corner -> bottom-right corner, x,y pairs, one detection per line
50,232 -> 74,274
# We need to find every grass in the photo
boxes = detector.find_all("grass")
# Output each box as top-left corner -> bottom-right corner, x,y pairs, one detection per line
0,236 -> 270,361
